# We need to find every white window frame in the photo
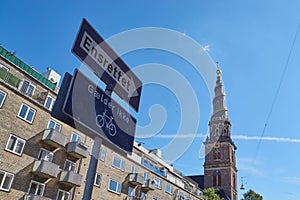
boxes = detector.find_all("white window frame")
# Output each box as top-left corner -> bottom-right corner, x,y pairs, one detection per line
28,180 -> 45,196
56,189 -> 70,200
70,132 -> 82,143
131,165 -> 137,174
94,173 -> 101,187
5,134 -> 26,156
44,95 -> 55,110
144,172 -> 149,181
0,63 -> 9,71
17,103 -> 36,124
153,177 -> 162,189
99,148 -> 106,161
63,159 -> 76,172
0,170 -> 14,192
165,183 -> 172,194
38,148 -> 53,162
0,90 -> 7,108
47,119 -> 62,132
108,179 -> 122,194
112,156 -> 125,171
20,80 -> 35,97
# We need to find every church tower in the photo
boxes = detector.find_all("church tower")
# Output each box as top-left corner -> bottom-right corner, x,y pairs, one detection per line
203,65 -> 237,200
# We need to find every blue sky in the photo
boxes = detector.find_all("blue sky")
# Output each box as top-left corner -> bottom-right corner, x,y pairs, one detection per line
1,1 -> 300,199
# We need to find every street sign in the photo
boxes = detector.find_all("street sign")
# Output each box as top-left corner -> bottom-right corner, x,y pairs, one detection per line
51,69 -> 136,153
72,18 -> 142,112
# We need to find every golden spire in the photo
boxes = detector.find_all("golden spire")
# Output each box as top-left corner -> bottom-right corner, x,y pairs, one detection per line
216,62 -> 222,77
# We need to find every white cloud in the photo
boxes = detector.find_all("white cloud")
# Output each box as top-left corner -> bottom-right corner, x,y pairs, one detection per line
284,177 -> 300,185
137,133 -> 300,143
238,158 -> 263,176
136,133 -> 207,139
232,135 -> 300,143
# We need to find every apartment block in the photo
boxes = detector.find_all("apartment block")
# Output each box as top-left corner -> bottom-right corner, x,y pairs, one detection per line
0,45 -> 204,200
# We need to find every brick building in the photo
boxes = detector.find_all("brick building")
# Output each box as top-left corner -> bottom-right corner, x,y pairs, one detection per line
0,45 -> 204,200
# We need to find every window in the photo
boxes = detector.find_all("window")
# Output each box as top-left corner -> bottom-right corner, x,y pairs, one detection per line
70,132 -> 82,143
0,90 -> 7,108
64,160 -> 76,172
47,119 -> 62,132
5,134 -> 26,156
0,64 -> 9,71
20,80 -> 35,97
166,183 -> 172,194
99,148 -> 106,161
144,172 -> 149,181
44,95 -> 55,110
131,165 -> 137,174
18,103 -> 36,123
141,192 -> 147,200
38,148 -> 53,162
56,189 -> 70,200
0,170 -> 14,191
94,173 -> 101,187
28,180 -> 45,196
213,148 -> 221,160
153,177 -> 162,189
108,179 -> 121,194
112,156 -> 125,171
213,174 -> 222,186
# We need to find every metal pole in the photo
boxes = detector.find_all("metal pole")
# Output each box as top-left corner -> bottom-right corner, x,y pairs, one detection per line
82,137 -> 102,200
82,85 -> 112,200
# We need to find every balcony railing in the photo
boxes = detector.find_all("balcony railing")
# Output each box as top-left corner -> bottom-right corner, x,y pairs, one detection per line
141,179 -> 155,192
42,129 -> 67,148
66,142 -> 88,159
59,170 -> 82,187
128,173 -> 144,185
32,160 -> 59,178
0,67 -> 21,88
24,194 -> 52,200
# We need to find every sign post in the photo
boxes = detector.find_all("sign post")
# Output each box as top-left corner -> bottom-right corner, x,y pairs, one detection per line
52,18 -> 143,200
83,137 -> 102,200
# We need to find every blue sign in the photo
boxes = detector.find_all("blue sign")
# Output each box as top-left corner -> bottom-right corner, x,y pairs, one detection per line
72,18 -> 142,112
51,70 -> 136,153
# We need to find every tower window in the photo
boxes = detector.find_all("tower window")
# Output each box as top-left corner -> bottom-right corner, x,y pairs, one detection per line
213,148 -> 221,160
213,173 -> 221,186
215,127 -> 219,136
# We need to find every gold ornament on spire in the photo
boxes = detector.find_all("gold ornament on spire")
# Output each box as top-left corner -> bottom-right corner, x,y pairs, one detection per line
216,62 -> 222,76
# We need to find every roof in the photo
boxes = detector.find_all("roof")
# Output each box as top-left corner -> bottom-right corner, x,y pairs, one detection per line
0,46 -> 56,90
188,175 -> 205,190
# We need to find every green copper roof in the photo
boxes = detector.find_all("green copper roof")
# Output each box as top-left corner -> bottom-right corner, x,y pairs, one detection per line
0,46 -> 56,90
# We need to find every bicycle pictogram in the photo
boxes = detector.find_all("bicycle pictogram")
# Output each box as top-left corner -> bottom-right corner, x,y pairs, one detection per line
96,109 -> 117,136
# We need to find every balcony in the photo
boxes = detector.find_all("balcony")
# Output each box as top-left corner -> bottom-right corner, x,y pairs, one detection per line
174,195 -> 187,200
125,197 -> 143,200
141,179 -> 155,192
42,129 -> 67,148
24,194 -> 53,200
128,173 -> 144,185
0,67 -> 21,88
32,160 -> 59,179
59,170 -> 82,187
66,142 -> 88,159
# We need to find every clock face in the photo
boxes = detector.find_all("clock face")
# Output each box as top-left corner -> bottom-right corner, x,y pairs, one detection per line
215,142 -> 220,148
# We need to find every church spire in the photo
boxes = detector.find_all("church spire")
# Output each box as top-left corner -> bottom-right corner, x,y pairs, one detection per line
204,63 -> 237,200
211,63 -> 228,130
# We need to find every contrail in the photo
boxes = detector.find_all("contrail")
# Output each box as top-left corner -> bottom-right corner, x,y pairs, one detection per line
136,133 -> 300,143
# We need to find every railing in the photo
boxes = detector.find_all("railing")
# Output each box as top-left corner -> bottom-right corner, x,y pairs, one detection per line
0,46 -> 56,90
0,67 -> 21,88
141,158 -> 166,177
